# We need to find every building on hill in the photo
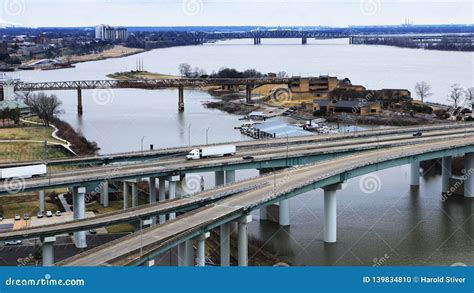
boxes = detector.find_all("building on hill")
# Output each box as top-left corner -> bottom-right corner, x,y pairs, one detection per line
289,76 -> 366,99
313,99 -> 381,116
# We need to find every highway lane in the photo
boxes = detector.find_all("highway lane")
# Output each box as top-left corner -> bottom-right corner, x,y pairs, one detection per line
58,135 -> 474,266
2,127 -> 474,196
1,130 -> 473,241
0,123 -> 469,168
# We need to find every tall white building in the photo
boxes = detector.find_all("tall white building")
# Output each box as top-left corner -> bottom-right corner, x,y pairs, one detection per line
95,25 -> 128,41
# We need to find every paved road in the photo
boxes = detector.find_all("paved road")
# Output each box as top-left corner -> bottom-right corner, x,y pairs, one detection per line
0,123 -> 468,168
2,126 -> 474,197
58,135 -> 474,266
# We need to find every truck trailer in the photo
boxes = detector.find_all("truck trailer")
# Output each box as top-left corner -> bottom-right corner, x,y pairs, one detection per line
186,145 -> 236,160
0,164 -> 48,179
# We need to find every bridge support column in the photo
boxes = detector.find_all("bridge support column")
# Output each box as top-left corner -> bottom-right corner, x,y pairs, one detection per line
246,84 -> 252,103
178,86 -> 184,112
122,181 -> 129,210
159,177 -> 166,224
196,232 -> 210,267
237,215 -> 252,267
168,175 -> 180,220
279,199 -> 290,226
39,190 -> 45,213
41,236 -> 56,267
225,170 -> 236,184
73,187 -> 87,248
410,162 -> 420,187
442,156 -> 452,194
220,222 -> 231,266
77,88 -> 83,116
101,180 -> 109,207
464,153 -> 474,197
185,239 -> 194,266
149,177 -> 157,204
323,183 -> 341,243
215,171 -> 225,186
131,181 -> 139,208
302,37 -> 307,45
178,242 -> 186,266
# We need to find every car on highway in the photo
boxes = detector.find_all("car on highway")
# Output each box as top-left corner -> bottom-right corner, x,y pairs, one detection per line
55,211 -> 62,217
413,132 -> 423,137
37,211 -> 44,219
23,213 -> 30,220
89,229 -> 97,235
5,240 -> 22,246
243,156 -> 255,160
0,214 -> 3,221
46,211 -> 53,218
14,214 -> 21,221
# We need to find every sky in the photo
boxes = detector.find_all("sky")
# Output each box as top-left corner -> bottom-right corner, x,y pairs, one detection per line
0,0 -> 472,27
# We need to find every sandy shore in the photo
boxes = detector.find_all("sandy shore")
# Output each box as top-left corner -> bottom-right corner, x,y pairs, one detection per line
68,45 -> 145,64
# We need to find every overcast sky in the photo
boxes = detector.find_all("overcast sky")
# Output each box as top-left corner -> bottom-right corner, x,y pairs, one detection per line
0,0 -> 472,27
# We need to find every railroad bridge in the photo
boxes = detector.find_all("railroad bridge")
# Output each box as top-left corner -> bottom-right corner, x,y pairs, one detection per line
10,78 -> 292,115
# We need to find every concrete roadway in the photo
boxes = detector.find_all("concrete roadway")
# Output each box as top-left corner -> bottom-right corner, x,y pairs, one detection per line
0,128 -> 473,241
0,123 -> 470,168
57,135 -> 474,266
2,126 -> 474,197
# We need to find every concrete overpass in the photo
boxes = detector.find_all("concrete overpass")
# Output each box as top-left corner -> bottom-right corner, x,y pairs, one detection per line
0,123 -> 470,168
55,136 -> 474,266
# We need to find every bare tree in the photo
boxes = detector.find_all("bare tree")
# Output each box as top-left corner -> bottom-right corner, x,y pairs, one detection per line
24,93 -> 63,126
414,81 -> 432,103
277,71 -> 289,78
447,84 -> 466,109
178,63 -> 192,77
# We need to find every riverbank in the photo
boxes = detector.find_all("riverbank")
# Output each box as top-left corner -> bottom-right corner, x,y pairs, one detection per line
107,70 -> 179,80
68,45 -> 145,64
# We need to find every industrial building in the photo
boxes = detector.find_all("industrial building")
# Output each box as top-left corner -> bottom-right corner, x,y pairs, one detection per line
313,99 -> 381,116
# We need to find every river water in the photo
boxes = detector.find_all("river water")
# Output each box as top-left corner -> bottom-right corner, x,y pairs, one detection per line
9,38 -> 474,266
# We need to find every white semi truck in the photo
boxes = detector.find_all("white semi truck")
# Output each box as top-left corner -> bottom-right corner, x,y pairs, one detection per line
0,164 -> 47,179
186,145 -> 236,160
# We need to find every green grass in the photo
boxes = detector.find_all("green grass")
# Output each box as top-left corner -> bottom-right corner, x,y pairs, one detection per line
0,142 -> 69,163
0,193 -> 58,218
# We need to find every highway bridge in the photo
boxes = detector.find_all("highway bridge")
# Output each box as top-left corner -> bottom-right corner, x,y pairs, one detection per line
0,123 -> 470,168
1,125 -> 474,266
54,136 -> 474,266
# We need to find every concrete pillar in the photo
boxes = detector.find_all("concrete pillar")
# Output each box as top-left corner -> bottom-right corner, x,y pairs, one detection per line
178,243 -> 186,266
149,177 -> 157,204
132,181 -> 138,208
77,88 -> 83,116
323,184 -> 341,243
464,153 -> 474,197
178,86 -> 184,112
442,156 -> 452,194
41,236 -> 56,267
215,171 -> 225,186
237,215 -> 252,267
73,187 -> 87,248
220,223 -> 231,266
410,162 -> 420,187
168,175 -> 180,220
123,181 -> 129,210
279,199 -> 290,226
159,177 -> 166,224
185,240 -> 194,266
39,190 -> 45,213
196,232 -> 210,267
101,180 -> 109,208
143,259 -> 155,267
302,37 -> 307,45
225,170 -> 236,184
246,84 -> 252,104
